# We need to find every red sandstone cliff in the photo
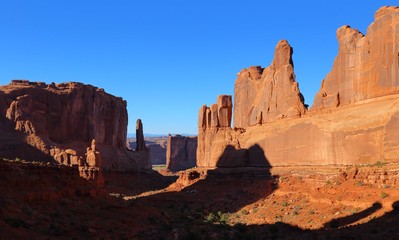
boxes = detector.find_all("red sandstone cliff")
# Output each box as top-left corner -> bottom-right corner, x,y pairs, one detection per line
166,134 -> 197,171
312,6 -> 399,110
197,6 -> 399,168
0,80 -> 150,171
197,95 -> 236,167
234,40 -> 307,128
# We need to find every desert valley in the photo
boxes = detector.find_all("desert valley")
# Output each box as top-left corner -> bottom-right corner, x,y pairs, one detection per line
1,6 -> 399,240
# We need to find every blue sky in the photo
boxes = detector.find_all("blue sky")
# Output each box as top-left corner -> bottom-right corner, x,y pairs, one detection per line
0,1 -> 397,134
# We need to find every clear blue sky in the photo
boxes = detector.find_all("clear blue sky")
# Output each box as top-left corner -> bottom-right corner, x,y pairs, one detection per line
0,1 -> 397,134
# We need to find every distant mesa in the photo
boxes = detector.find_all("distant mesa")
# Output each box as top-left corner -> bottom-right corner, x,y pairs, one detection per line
197,6 -> 399,167
0,80 -> 150,171
166,134 -> 197,171
127,136 -> 168,165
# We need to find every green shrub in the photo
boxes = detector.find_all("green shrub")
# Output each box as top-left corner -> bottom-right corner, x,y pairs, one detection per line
204,212 -> 230,225
218,212 -> 229,224
325,180 -> 332,185
381,192 -> 389,199
356,181 -> 364,186
241,209 -> 249,215
205,213 -> 218,223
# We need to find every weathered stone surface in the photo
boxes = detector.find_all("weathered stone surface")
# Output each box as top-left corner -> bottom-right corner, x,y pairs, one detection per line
312,6 -> 399,110
0,80 -> 150,171
197,7 -> 399,167
198,95 -> 232,130
127,136 -> 167,165
3,81 -> 127,147
217,95 -> 232,127
86,139 -> 101,167
210,104 -> 219,128
166,134 -> 197,171
135,119 -> 146,151
197,95 -> 234,167
234,40 -> 307,128
198,105 -> 207,129
198,94 -> 399,167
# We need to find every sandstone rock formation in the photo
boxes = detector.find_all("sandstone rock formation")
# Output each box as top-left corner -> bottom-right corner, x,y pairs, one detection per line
50,147 -> 81,166
197,95 -> 236,167
147,139 -> 167,165
0,80 -> 150,171
166,134 -> 197,171
127,136 -> 167,165
86,139 -> 101,167
234,40 -> 307,128
312,6 -> 399,110
135,119 -> 146,151
198,95 -> 233,130
197,6 -> 399,168
3,80 -> 127,147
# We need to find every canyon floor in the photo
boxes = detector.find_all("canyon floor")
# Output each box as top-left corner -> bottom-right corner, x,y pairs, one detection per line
1,159 -> 399,240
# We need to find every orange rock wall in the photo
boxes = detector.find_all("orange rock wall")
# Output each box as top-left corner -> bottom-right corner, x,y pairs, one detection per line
197,6 -> 399,168
0,80 -> 150,171
234,40 -> 307,129
312,6 -> 399,110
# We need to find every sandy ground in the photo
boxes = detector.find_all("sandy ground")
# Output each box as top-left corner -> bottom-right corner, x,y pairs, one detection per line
1,159 -> 399,239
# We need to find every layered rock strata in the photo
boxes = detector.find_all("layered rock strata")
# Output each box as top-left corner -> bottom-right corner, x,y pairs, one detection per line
197,6 -> 399,167
166,134 -> 197,171
0,80 -> 150,171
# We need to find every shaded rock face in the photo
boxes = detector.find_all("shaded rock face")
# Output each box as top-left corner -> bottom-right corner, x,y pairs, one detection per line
0,80 -> 150,171
2,80 -> 126,147
166,135 -> 197,171
234,40 -> 307,129
127,136 -> 167,165
197,6 -> 399,168
135,119 -> 146,151
312,6 -> 399,110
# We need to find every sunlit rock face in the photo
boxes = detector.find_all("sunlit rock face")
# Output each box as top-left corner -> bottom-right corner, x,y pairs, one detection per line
312,6 -> 399,110
196,7 -> 399,168
0,80 -> 150,171
234,40 -> 307,129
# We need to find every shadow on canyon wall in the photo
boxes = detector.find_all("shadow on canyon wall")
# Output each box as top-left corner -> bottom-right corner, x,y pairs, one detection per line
216,144 -> 272,168
0,119 -> 54,163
